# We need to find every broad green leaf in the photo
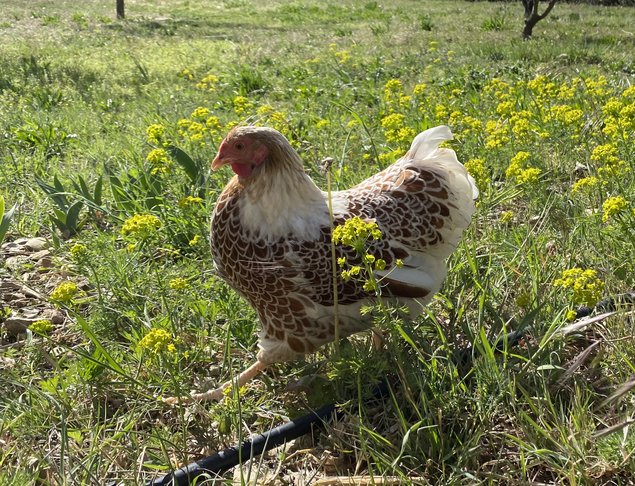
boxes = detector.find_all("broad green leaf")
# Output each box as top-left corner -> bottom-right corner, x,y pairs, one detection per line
167,145 -> 199,183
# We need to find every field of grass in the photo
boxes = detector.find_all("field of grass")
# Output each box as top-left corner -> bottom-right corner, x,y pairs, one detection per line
1,0 -> 635,484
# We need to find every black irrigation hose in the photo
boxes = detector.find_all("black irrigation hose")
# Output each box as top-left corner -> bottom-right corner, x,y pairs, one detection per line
139,292 -> 635,486
147,381 -> 390,486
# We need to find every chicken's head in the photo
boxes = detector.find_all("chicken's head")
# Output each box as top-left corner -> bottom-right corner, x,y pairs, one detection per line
212,127 -> 270,179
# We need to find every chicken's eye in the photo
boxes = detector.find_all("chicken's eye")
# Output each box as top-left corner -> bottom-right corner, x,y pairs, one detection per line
235,142 -> 244,150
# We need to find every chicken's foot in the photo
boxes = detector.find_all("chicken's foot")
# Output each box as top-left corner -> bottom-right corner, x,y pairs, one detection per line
163,360 -> 267,405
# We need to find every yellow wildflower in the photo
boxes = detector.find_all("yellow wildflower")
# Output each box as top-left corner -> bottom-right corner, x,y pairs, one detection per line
363,279 -> 377,292
196,74 -> 219,91
500,210 -> 514,223
384,78 -> 403,96
332,217 -> 382,251
189,235 -> 201,247
29,319 -> 53,335
69,243 -> 88,259
585,76 -> 607,97
505,151 -> 531,179
146,124 -> 166,145
121,214 -> 161,240
178,68 -> 194,80
233,96 -> 253,115
191,107 -> 210,119
516,167 -> 542,184
554,268 -> 604,307
413,83 -> 427,96
178,195 -> 204,209
206,116 -> 222,132
602,196 -> 629,222
464,158 -> 490,189
51,281 -> 80,303
169,278 -> 189,291
138,328 -> 176,354
571,176 -> 600,193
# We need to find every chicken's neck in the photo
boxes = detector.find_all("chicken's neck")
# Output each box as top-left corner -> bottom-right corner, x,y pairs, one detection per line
238,164 -> 327,242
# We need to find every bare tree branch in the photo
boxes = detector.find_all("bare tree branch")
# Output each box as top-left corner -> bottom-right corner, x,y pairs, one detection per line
522,0 -> 558,39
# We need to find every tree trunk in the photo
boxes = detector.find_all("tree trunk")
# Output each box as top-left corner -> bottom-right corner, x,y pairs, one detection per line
522,0 -> 558,39
116,0 -> 125,19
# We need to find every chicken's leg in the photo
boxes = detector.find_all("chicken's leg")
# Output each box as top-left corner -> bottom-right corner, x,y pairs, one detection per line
164,360 -> 267,405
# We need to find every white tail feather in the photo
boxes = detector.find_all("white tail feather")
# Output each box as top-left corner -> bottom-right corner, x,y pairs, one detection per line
384,125 -> 478,300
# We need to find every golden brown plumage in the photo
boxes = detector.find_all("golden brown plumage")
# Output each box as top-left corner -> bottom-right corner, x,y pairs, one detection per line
166,125 -> 477,403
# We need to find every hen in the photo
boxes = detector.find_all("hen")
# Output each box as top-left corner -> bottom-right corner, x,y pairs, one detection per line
172,125 -> 477,403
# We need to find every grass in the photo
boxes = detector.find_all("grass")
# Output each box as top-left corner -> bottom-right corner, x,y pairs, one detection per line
1,0 -> 635,484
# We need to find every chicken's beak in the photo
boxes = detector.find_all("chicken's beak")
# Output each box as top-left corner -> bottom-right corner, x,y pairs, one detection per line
211,141 -> 228,171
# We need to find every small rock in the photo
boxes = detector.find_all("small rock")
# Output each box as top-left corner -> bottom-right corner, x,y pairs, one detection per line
21,308 -> 41,319
1,292 -> 26,302
29,249 -> 51,261
0,356 -> 16,368
1,238 -> 28,254
37,259 -> 54,272
3,316 -> 36,335
1,243 -> 25,256
0,280 -> 21,291
42,308 -> 66,324
25,237 -> 49,252
574,162 -> 589,177
5,255 -> 30,271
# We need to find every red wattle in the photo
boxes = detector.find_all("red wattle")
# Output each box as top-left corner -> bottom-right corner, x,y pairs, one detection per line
231,163 -> 253,178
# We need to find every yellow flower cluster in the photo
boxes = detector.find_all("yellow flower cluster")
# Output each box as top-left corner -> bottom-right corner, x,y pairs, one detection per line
332,217 -> 382,248
464,158 -> 490,190
177,119 -> 205,143
602,196 -> 629,222
484,120 -> 510,149
527,75 -> 558,103
329,43 -> 351,65
571,176 -> 600,194
590,143 -> 629,179
29,319 -> 53,335
146,148 -> 172,175
146,123 -> 166,145
178,68 -> 194,80
51,281 -> 80,303
500,210 -> 514,224
176,106 -> 222,146
254,104 -> 290,134
233,96 -> 254,116
383,79 -> 404,102
69,243 -> 88,259
196,74 -> 220,91
178,195 -> 204,209
169,277 -> 189,291
380,113 -> 415,147
554,268 -> 604,307
585,76 -> 608,97
548,104 -> 583,125
484,78 -> 513,101
188,234 -> 201,247
505,151 -> 541,184
138,328 -> 176,354
191,106 -> 210,119
334,218 -> 389,294
121,214 -> 161,240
